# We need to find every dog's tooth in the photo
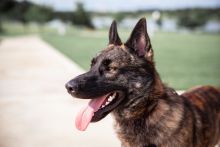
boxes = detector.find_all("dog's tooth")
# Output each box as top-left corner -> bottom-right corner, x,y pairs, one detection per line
101,105 -> 105,108
106,101 -> 110,105
108,96 -> 113,101
112,92 -> 116,98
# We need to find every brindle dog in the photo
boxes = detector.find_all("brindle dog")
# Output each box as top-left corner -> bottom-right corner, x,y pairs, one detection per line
65,18 -> 220,147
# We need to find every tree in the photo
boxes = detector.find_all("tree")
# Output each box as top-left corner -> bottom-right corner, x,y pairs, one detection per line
114,12 -> 126,23
72,2 -> 94,29
0,0 -> 17,32
177,10 -> 208,30
12,1 -> 31,25
24,5 -> 52,24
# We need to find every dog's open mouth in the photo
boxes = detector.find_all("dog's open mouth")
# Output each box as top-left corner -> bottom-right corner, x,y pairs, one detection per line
75,91 -> 124,131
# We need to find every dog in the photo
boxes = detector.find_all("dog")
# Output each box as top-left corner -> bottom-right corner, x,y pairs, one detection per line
65,18 -> 220,147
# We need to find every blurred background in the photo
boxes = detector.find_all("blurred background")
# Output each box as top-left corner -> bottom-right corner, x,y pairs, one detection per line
0,0 -> 219,147
1,0 -> 220,89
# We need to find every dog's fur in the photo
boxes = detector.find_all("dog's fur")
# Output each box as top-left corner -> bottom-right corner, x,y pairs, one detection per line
66,18 -> 220,147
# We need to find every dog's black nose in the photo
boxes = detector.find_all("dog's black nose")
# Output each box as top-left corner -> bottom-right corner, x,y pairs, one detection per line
65,82 -> 77,94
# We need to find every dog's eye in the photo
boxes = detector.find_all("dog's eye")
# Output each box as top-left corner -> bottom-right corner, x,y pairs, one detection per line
102,59 -> 118,73
102,59 -> 111,66
108,66 -> 117,72
101,59 -> 118,74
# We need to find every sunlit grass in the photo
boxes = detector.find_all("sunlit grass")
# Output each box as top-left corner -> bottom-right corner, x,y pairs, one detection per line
0,22 -> 56,37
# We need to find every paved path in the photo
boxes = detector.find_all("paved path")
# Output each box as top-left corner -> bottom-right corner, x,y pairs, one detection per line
0,36 -> 120,147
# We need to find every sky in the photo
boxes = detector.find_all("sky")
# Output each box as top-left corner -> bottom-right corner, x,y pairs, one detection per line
26,0 -> 220,12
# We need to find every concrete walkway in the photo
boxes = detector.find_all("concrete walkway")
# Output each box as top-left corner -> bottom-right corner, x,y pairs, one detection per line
0,36 -> 120,147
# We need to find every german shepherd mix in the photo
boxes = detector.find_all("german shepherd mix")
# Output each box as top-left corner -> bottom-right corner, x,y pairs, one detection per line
65,18 -> 220,147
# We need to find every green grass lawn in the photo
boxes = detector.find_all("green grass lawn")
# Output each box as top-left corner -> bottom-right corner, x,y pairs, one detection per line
41,30 -> 219,90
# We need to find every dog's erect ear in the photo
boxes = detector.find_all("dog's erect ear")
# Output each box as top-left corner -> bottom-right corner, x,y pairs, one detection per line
109,20 -> 122,46
125,18 -> 153,61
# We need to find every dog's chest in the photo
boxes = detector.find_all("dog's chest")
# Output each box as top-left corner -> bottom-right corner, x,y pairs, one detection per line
114,119 -> 153,147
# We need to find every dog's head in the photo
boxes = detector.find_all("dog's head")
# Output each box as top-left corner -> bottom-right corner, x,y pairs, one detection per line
66,18 -> 162,131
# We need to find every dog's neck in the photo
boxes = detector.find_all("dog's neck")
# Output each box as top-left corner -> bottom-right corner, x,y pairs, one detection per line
112,76 -> 182,146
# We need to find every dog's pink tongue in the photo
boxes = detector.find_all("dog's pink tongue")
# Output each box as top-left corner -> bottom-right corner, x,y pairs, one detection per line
75,95 -> 107,131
